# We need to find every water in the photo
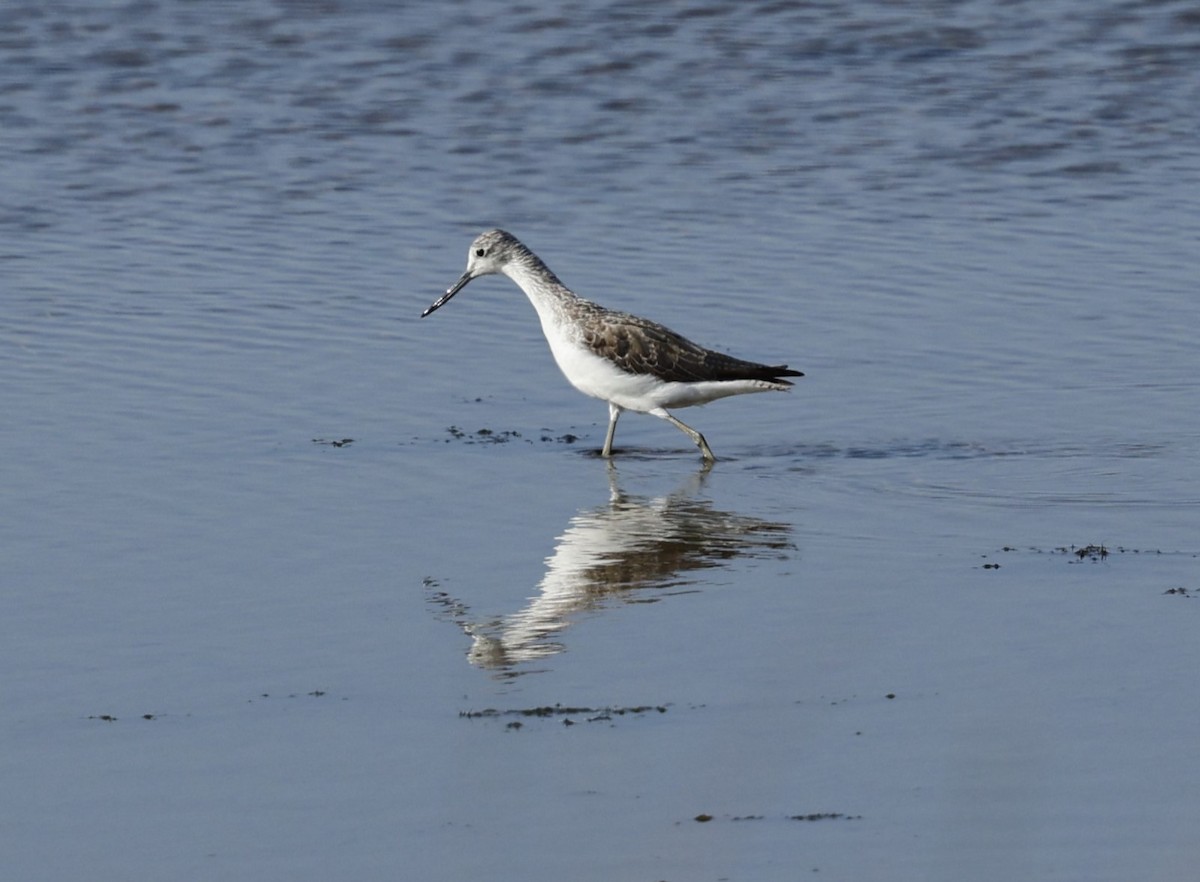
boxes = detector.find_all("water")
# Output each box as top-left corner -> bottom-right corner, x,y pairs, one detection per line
4,1 -> 1199,879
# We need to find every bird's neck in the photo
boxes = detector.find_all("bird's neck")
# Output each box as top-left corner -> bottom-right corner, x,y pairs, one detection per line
502,260 -> 581,317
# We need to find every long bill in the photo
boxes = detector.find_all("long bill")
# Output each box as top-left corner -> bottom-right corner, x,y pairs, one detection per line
421,271 -> 473,318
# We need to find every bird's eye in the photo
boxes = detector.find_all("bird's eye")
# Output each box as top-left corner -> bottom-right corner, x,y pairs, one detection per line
475,248 -> 486,257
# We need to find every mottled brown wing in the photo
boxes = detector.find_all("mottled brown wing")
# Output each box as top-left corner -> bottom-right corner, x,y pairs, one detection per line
581,310 -> 803,384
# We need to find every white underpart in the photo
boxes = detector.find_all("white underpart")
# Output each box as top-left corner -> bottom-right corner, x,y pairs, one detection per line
546,335 -> 785,412
503,262 -> 789,414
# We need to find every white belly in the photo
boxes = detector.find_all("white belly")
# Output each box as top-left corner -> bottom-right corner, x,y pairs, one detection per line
542,326 -> 779,412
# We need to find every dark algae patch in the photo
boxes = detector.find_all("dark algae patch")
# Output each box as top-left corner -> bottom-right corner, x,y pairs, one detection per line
1067,543 -> 1109,561
979,543 -> 1191,565
444,426 -> 583,446
461,703 -> 668,729
445,425 -> 522,444
86,689 -> 334,725
977,544 -> 1194,596
692,812 -> 861,823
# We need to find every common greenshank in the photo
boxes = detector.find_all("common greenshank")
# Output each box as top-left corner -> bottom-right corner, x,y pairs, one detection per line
421,230 -> 802,461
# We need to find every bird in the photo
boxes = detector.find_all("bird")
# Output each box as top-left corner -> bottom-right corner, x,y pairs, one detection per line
421,230 -> 802,461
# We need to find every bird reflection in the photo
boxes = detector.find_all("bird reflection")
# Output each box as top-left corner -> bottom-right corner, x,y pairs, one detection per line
428,464 -> 794,677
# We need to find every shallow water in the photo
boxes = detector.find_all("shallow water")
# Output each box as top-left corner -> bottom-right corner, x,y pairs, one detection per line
4,1 -> 1199,879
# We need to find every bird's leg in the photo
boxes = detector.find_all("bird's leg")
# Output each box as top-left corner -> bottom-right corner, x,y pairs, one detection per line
601,402 -> 622,457
658,411 -> 717,462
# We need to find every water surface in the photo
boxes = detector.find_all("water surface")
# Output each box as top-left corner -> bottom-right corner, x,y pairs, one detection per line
4,2 -> 1198,879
